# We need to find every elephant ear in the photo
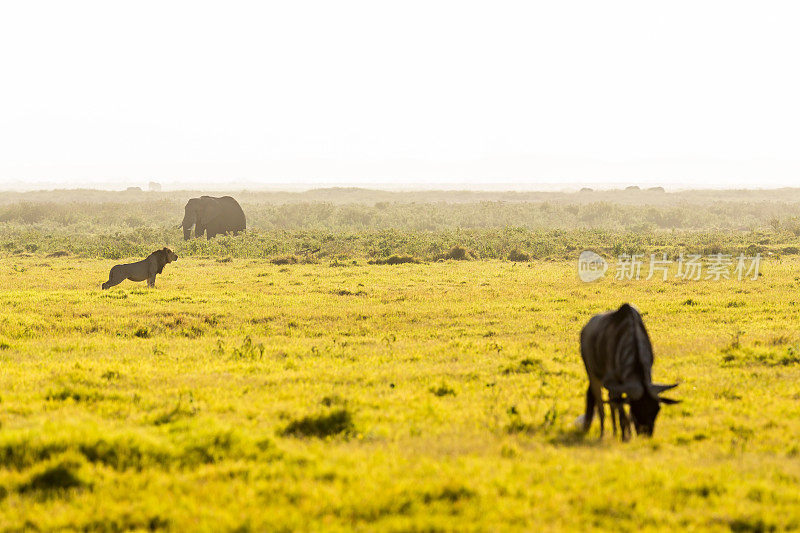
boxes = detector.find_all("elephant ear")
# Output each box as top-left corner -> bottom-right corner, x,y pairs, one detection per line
201,197 -> 224,222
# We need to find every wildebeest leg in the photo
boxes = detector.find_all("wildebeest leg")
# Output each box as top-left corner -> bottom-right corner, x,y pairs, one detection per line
594,388 -> 606,438
147,275 -> 156,287
597,398 -> 605,437
610,401 -> 618,437
617,405 -> 632,441
582,385 -> 595,432
589,382 -> 605,437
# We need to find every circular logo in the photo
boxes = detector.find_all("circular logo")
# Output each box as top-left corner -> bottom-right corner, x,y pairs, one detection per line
578,250 -> 608,282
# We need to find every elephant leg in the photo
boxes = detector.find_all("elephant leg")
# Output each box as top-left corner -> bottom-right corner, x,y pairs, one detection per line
147,275 -> 156,288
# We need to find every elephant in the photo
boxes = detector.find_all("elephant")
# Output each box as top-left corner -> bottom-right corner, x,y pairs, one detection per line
181,196 -> 246,240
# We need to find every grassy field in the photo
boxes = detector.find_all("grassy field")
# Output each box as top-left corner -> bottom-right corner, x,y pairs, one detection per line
1,255 -> 799,531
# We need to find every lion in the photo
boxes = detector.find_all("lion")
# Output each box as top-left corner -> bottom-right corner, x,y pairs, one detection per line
102,248 -> 178,289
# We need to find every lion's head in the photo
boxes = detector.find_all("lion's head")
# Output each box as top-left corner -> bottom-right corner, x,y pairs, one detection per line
162,247 -> 178,263
151,247 -> 178,274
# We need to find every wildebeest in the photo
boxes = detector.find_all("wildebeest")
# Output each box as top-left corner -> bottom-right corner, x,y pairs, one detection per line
579,303 -> 679,440
102,248 -> 178,289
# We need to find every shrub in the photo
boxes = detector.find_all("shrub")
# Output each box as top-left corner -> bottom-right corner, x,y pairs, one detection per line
230,336 -> 265,360
429,383 -> 456,396
281,409 -> 355,438
270,255 -> 298,265
507,249 -> 530,262
368,255 -> 421,265
19,455 -> 87,493
320,395 -> 346,407
503,358 -> 544,375
440,245 -> 474,261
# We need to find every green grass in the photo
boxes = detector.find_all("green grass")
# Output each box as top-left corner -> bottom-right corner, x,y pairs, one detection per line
1,257 -> 799,530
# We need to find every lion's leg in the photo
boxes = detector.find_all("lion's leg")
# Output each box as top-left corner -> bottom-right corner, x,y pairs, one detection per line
102,268 -> 125,290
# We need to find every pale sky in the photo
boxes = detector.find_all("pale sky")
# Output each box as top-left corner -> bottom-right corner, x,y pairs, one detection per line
1,1 -> 799,190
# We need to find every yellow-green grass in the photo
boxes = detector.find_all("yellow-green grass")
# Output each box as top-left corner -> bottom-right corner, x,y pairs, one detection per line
0,257 -> 799,531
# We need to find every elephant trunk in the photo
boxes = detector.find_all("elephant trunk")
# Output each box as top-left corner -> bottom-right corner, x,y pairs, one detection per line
181,213 -> 195,240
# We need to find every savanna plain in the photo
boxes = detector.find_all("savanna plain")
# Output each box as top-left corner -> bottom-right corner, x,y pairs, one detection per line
1,189 -> 800,531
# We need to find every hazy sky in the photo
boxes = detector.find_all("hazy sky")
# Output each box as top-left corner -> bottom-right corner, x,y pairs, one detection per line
2,1 -> 799,190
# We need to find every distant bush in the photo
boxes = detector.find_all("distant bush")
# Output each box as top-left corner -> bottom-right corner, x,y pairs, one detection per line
503,358 -> 544,375
440,245 -> 474,261
19,454 -> 88,493
429,383 -> 456,396
281,409 -> 355,438
507,249 -> 530,262
270,255 -> 298,265
230,336 -> 265,360
368,255 -> 421,265
2,193 -> 800,260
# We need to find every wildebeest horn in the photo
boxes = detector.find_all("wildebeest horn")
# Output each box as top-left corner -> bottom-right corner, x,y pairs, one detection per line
658,396 -> 680,404
650,383 -> 680,404
650,383 -> 678,395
